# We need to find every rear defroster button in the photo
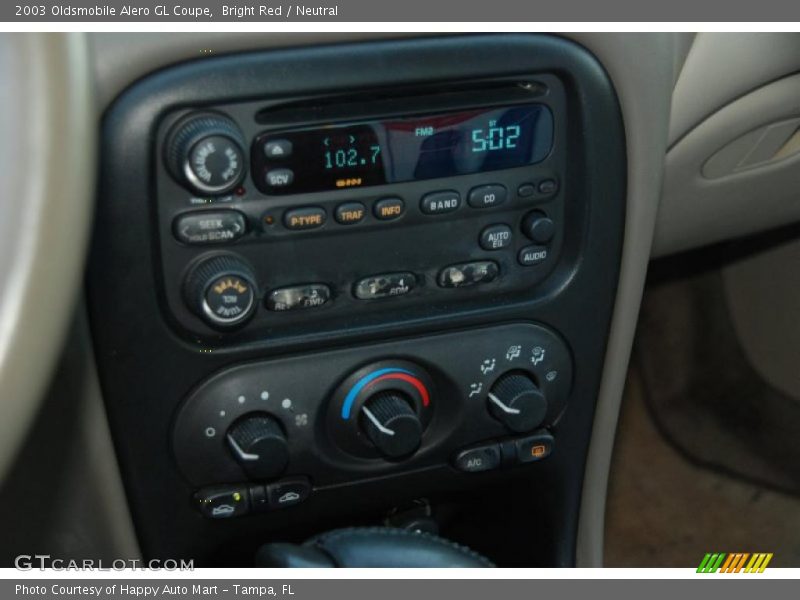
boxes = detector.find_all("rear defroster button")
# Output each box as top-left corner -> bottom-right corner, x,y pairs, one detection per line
354,272 -> 416,300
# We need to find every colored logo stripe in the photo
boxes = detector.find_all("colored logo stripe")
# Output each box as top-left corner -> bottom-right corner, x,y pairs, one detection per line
341,368 -> 429,419
697,552 -> 773,573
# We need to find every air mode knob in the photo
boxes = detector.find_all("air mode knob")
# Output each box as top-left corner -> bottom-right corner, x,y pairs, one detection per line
226,413 -> 289,480
184,254 -> 258,328
165,112 -> 246,195
487,372 -> 548,433
359,391 -> 423,459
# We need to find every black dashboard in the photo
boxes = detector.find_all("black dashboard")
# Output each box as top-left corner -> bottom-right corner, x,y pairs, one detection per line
87,34 -> 626,566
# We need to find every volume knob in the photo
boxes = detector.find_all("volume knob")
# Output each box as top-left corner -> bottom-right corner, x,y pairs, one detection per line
165,112 -> 246,195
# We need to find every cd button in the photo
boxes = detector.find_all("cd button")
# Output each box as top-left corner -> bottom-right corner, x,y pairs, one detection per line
354,272 -> 416,300
420,190 -> 461,215
373,197 -> 405,220
284,207 -> 326,230
335,202 -> 367,225
265,168 -> 294,189
264,139 -> 293,159
266,284 -> 331,311
468,184 -> 507,209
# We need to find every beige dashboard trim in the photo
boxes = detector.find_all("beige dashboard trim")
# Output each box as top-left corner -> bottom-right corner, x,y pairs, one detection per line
0,34 -> 96,480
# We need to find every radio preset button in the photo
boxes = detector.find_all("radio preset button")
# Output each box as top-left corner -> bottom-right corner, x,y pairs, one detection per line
354,272 -> 416,300
518,245 -> 549,267
518,183 -> 536,198
468,184 -> 507,209
284,207 -> 326,230
438,261 -> 499,288
479,224 -> 513,250
173,210 -> 246,245
264,139 -> 293,159
335,202 -> 367,225
538,179 -> 559,196
266,284 -> 331,311
374,197 -> 405,220
265,168 -> 294,189
421,190 -> 461,215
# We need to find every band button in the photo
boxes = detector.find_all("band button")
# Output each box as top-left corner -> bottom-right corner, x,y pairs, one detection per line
284,207 -> 326,230
420,190 -> 461,215
335,202 -> 367,225
373,197 -> 405,220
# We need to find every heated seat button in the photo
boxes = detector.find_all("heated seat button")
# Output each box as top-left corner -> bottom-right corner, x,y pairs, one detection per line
453,444 -> 501,473
284,207 -> 326,230
468,184 -> 507,208
479,224 -> 513,250
173,210 -> 246,245
374,197 -> 405,220
354,272 -> 416,299
266,284 -> 331,311
515,432 -> 554,464
194,486 -> 250,519
518,245 -> 549,266
335,202 -> 367,225
266,477 -> 311,509
438,261 -> 499,288
421,190 -> 461,215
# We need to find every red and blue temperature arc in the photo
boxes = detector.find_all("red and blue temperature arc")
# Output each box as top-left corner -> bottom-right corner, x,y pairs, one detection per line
341,368 -> 430,420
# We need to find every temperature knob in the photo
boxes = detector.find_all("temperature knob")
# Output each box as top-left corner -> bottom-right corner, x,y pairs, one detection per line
359,391 -> 423,459
165,113 -> 246,195
184,254 -> 258,328
487,372 -> 547,433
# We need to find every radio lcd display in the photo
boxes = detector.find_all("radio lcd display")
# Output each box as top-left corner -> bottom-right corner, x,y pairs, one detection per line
254,103 -> 554,194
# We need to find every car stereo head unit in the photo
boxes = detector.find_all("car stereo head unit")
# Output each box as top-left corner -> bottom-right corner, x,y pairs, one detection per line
251,103 -> 554,195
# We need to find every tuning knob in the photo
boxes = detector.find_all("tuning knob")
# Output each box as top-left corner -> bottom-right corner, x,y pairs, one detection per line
184,254 -> 258,328
226,413 -> 289,480
487,372 -> 548,433
359,391 -> 423,459
165,112 -> 246,195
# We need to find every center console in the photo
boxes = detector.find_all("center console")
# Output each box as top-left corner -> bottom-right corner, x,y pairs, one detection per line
88,35 -> 625,566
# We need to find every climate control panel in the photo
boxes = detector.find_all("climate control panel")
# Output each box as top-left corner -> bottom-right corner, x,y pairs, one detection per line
172,323 -> 572,505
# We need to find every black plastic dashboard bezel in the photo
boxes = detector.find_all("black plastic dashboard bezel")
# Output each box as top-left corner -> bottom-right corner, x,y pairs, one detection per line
88,34 -> 626,567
